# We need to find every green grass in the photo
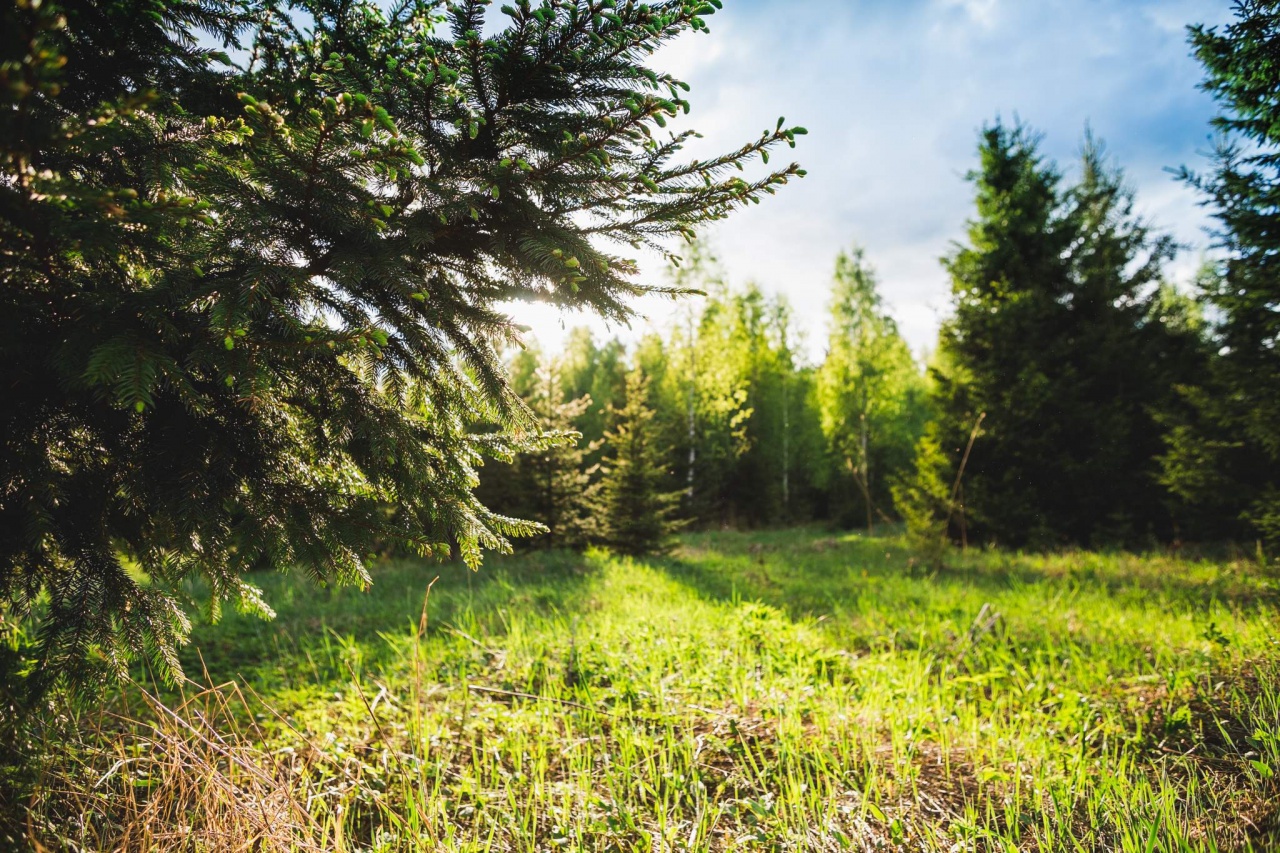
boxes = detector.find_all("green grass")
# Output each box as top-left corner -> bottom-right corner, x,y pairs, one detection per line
31,528 -> 1280,851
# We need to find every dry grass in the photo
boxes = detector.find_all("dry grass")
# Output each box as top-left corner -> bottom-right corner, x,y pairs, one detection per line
26,683 -> 329,852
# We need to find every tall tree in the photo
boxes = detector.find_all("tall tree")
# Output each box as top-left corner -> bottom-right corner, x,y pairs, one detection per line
815,249 -> 928,530
659,256 -> 753,525
0,0 -> 805,689
721,283 -> 813,525
1161,3 -> 1280,550
723,283 -> 777,524
666,241 -> 727,506
923,123 -> 1199,547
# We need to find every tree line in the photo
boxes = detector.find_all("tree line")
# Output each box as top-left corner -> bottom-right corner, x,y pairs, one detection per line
484,68 -> 1280,558
477,240 -> 929,553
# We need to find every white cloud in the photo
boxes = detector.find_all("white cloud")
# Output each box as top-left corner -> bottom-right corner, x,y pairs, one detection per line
938,0 -> 1002,29
518,0 -> 1237,361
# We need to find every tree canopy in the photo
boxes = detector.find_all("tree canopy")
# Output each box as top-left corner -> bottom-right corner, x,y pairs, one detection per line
925,123 -> 1203,547
1159,1 -> 1280,550
0,0 -> 805,690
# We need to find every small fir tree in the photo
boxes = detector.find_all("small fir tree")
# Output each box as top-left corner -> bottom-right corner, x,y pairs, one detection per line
481,364 -> 601,550
890,426 -> 954,570
600,370 -> 683,556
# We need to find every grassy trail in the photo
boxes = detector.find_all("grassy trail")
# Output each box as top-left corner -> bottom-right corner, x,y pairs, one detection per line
29,529 -> 1280,851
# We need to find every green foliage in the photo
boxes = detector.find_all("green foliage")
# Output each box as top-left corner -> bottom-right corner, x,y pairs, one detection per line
720,285 -> 815,525
0,0 -> 804,691
478,365 -> 602,550
1162,3 -> 1280,552
657,245 -> 756,522
815,248 -> 929,529
643,244 -> 828,527
924,122 -> 1206,548
485,240 -> 940,540
890,424 -> 954,569
600,370 -> 683,555
558,329 -> 629,463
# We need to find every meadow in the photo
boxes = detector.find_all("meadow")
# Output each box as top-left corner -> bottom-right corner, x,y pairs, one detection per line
25,528 -> 1280,852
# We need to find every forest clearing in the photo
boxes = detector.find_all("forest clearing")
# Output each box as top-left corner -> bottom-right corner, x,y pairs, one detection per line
6,0 -> 1280,848
22,529 -> 1280,851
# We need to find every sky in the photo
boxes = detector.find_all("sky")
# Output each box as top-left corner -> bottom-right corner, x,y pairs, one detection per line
514,0 -> 1237,361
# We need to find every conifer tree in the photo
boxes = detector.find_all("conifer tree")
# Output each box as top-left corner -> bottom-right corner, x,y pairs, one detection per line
922,123 -> 1200,547
600,370 -> 682,556
0,0 -> 804,690
480,364 -> 601,550
1160,3 -> 1280,549
890,423 -> 956,569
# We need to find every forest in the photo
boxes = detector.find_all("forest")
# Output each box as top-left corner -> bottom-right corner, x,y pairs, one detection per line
477,127 -> 1251,557
3,0 -> 1280,850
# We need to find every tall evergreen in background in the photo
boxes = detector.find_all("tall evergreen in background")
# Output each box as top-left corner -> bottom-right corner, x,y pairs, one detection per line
1160,3 -> 1280,550
0,0 -> 806,690
924,123 -> 1202,547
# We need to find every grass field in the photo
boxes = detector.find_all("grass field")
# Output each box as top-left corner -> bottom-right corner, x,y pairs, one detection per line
25,528 -> 1280,851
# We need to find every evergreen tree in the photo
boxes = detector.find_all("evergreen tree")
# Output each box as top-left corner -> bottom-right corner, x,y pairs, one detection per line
891,423 -> 957,568
815,248 -> 929,530
1160,3 -> 1280,549
0,0 -> 805,690
600,370 -> 682,556
479,364 -> 600,550
923,123 -> 1200,547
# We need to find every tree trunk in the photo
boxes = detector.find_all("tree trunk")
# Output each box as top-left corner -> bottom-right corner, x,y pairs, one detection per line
782,371 -> 790,514
686,312 -> 697,501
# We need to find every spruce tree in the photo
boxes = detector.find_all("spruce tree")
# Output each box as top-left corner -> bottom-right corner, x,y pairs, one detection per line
1160,3 -> 1280,550
924,123 -> 1200,547
0,0 -> 805,690
480,364 -> 601,550
600,370 -> 682,556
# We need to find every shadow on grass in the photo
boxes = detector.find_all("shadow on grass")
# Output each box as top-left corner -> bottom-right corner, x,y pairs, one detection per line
173,548 -> 600,688
652,526 -> 1277,629
166,528 -> 1274,695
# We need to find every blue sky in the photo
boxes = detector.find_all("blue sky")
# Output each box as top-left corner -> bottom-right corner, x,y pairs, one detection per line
519,0 -> 1237,359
